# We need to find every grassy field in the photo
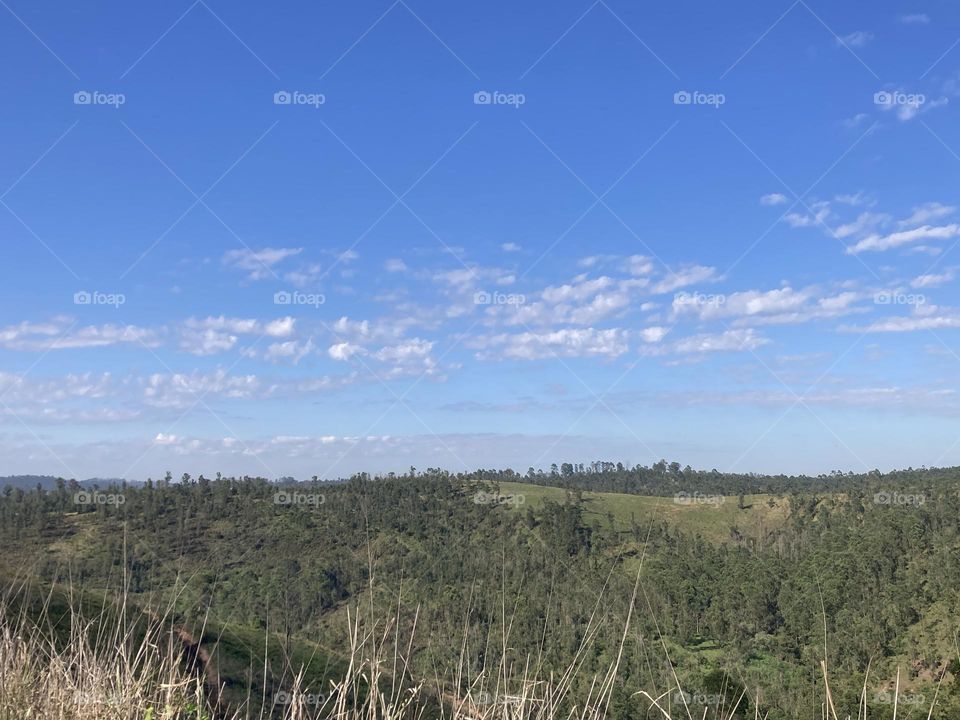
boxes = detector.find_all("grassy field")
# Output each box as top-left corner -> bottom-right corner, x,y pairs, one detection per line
490,481 -> 790,544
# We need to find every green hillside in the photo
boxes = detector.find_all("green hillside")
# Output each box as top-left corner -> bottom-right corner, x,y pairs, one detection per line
490,480 -> 788,544
4,470 -> 960,718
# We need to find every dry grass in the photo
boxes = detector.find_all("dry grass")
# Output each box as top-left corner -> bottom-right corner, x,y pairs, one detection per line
0,570 -> 655,720
0,591 -> 208,719
0,576 -> 945,720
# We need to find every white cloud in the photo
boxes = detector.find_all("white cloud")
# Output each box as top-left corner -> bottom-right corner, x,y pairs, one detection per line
473,328 -> 629,360
906,245 -> 943,256
0,319 -> 160,352
575,254 -> 646,272
222,247 -> 302,280
373,338 -> 434,363
674,287 -> 802,320
836,30 -> 873,47
204,317 -> 257,333
625,255 -> 655,276
577,255 -> 602,268
0,364 -> 388,428
433,266 -> 516,318
385,258 -> 408,272
899,202 -> 955,227
265,317 -> 296,337
672,286 -> 864,326
818,291 -> 860,313
490,273 -> 646,328
640,326 -> 668,343
673,328 -> 769,354
0,371 -> 113,402
0,315 -> 305,364
574,254 -> 655,277
501,242 -> 521,252
788,198 -> 958,255
326,333 -> 440,378
331,316 -> 404,343
760,192 -> 789,206
567,292 -> 632,324
834,193 -> 870,206
49,325 -> 158,349
179,316 -> 295,355
877,92 -> 948,122
899,13 -> 929,24
834,212 -> 888,239
372,339 -> 439,377
142,369 -> 262,409
842,113 -> 870,129
639,385 -> 960,414
483,263 -> 719,330
179,328 -> 239,355
785,213 -> 813,227
650,266 -> 718,294
784,200 -> 831,229
911,271 -> 953,289
542,275 -> 614,303
847,223 -> 960,254
0,372 -> 128,423
265,338 -> 315,364
283,263 -> 322,288
849,314 -> 960,332
328,341 -> 364,361
434,267 -> 514,290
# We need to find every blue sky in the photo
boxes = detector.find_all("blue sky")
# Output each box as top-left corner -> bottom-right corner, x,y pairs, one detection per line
2,0 -> 960,479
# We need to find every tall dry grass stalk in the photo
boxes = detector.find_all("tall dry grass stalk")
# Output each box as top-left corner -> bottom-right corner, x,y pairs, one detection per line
0,574 -> 944,720
0,567 -> 658,720
0,590 -> 208,719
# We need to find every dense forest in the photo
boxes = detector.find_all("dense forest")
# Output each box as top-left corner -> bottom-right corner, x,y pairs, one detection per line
475,459 -> 960,496
2,462 -> 959,718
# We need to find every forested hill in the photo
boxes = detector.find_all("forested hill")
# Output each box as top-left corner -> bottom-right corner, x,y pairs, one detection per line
3,465 -> 960,718
356,460 -> 958,497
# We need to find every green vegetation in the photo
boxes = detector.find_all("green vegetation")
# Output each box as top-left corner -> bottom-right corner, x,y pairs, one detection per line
2,462 -> 960,718
492,480 -> 788,543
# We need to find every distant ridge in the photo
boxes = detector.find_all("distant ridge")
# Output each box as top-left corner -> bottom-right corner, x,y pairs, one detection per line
0,475 -> 134,491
